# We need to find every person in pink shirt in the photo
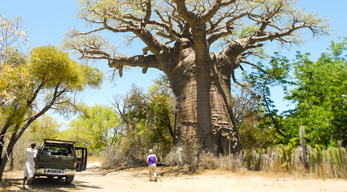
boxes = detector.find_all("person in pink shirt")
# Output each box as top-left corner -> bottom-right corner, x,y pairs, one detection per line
146,149 -> 158,182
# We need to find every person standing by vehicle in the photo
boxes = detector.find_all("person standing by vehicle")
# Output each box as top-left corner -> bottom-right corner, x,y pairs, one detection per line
23,142 -> 37,189
146,149 -> 158,182
176,145 -> 183,167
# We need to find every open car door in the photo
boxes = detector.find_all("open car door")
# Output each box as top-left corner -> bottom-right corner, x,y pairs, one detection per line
75,147 -> 87,172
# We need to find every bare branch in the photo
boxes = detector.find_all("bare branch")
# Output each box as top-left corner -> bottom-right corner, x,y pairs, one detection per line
157,31 -> 180,42
82,49 -> 110,57
207,27 -> 233,46
243,43 -> 263,50
80,55 -> 110,60
147,19 -> 181,39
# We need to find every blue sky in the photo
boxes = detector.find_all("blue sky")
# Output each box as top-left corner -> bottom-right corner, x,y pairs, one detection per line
1,0 -> 347,123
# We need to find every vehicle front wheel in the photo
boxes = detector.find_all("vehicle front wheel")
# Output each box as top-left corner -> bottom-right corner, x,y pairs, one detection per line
65,176 -> 74,184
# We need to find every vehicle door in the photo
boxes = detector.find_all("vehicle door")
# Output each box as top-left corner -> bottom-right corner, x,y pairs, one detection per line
75,147 -> 87,172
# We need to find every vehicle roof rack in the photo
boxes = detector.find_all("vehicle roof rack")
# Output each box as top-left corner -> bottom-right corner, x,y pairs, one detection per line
44,139 -> 76,145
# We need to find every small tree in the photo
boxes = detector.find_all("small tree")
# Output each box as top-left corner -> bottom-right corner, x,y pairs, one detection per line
29,115 -> 62,141
111,78 -> 175,159
283,38 -> 347,147
145,75 -> 176,153
241,52 -> 292,146
61,104 -> 121,155
231,86 -> 277,149
0,45 -> 103,180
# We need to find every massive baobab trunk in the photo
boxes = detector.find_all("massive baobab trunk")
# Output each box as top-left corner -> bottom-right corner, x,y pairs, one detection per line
166,42 -> 241,154
66,0 -> 328,155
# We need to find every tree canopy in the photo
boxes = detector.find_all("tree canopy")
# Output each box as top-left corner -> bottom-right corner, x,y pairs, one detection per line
65,0 -> 329,66
0,15 -> 29,106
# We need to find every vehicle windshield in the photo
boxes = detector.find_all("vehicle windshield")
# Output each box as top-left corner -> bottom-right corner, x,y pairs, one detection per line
41,145 -> 74,156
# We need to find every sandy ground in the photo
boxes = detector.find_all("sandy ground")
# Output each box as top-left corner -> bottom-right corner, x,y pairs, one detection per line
2,162 -> 347,192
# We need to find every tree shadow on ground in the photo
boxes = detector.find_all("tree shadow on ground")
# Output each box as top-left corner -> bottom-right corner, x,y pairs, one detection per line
1,177 -> 102,192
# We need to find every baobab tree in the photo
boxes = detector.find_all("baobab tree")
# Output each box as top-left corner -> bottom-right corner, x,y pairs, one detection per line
64,0 -> 328,155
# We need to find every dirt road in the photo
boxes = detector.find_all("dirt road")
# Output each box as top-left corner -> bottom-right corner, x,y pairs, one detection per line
2,163 -> 347,192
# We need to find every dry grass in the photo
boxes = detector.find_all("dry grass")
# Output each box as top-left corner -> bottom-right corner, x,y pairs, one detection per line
98,140 -> 347,180
88,156 -> 102,163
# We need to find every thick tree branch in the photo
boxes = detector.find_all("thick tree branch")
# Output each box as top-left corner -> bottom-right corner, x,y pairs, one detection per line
74,27 -> 106,36
108,55 -> 162,73
132,27 -> 170,54
78,7 -> 170,56
201,0 -> 236,22
143,0 -> 152,25
27,80 -> 46,106
207,27 -> 233,46
262,78 -> 286,137
173,0 -> 197,25
148,19 -> 181,39
81,50 -> 110,57
157,31 -> 180,42
25,83 -> 66,123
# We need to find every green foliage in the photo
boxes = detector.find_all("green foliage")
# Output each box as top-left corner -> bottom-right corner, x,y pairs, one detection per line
236,25 -> 258,39
61,104 -> 121,154
240,53 -> 292,147
329,148 -> 341,169
246,152 -> 252,170
105,75 -> 175,162
147,75 -> 175,145
330,37 -> 347,58
81,63 -> 103,88
30,46 -> 83,89
280,145 -> 293,171
316,145 -> 323,174
231,87 -> 263,149
0,52 -> 30,107
0,54 -> 32,132
255,148 -> 262,171
30,115 -> 61,140
247,53 -> 291,117
244,38 -> 347,148
283,38 -> 347,147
